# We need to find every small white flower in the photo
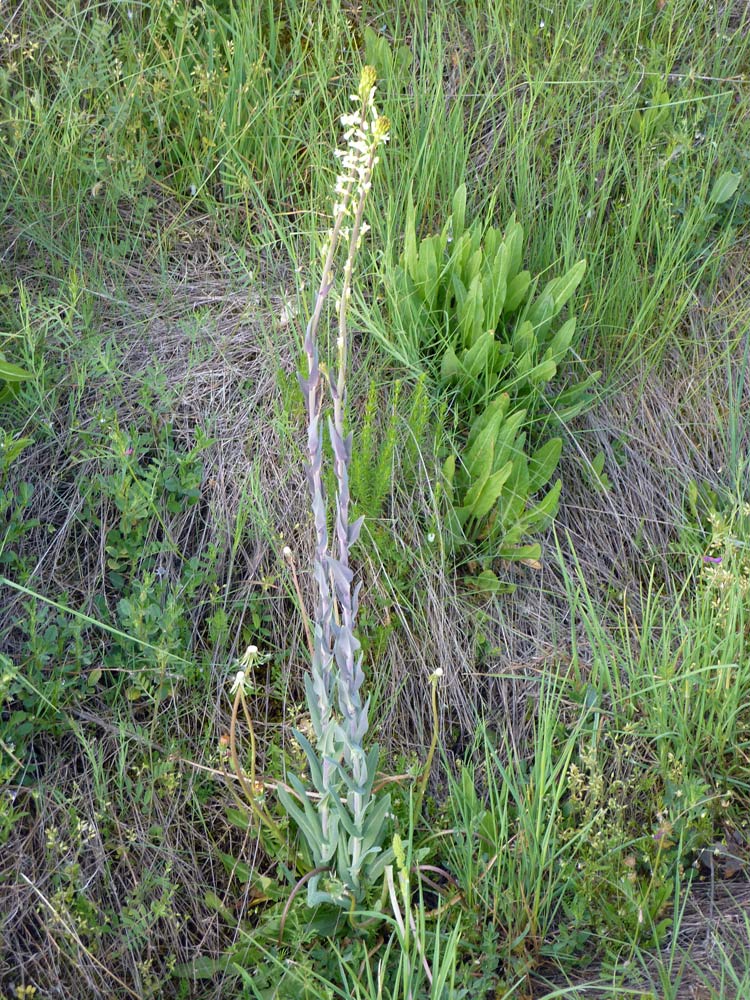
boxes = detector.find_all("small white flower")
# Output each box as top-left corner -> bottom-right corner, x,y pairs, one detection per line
229,670 -> 246,695
238,645 -> 260,671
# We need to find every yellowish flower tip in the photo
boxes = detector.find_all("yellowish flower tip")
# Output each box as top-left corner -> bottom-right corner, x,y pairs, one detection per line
358,65 -> 377,104
373,115 -> 391,142
392,832 -> 406,871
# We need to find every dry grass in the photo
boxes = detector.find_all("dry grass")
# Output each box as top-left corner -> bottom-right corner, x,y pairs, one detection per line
2,735 -> 228,998
533,878 -> 750,1000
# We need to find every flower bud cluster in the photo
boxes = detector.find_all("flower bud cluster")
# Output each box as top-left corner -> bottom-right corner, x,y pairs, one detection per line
329,67 -> 390,249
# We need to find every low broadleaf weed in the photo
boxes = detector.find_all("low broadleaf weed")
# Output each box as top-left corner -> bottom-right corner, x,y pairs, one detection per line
441,392 -> 563,574
390,183 -> 597,421
383,184 -> 596,585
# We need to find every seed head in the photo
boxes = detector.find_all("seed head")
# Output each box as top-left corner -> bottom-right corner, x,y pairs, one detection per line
229,670 -> 246,695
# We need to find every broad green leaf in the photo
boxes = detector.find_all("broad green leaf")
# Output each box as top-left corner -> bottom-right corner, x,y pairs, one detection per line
174,956 -> 237,980
484,243 -> 509,327
364,26 -> 394,78
504,216 -> 524,277
468,394 -> 510,444
496,542 -> 542,562
493,341 -> 512,374
589,450 -> 612,492
464,569 -> 515,594
499,452 -> 529,526
440,344 -> 461,382
554,371 -> 601,421
469,224 -> 482,256
527,438 -> 562,492
484,227 -> 500,260
522,479 -> 562,531
465,405 -> 507,480
451,271 -> 468,311
465,460 -> 513,521
511,319 -> 535,356
442,452 -> 456,488
504,270 -> 531,314
393,42 -> 413,77
452,502 -> 475,528
1,437 -> 32,465
515,350 -> 535,378
217,853 -> 252,885
459,274 -> 484,348
451,184 -> 467,241
528,357 -> 558,385
464,425 -> 495,486
492,409 -> 527,472
454,230 -> 474,275
546,259 -> 586,313
709,171 -> 741,205
543,316 -> 576,365
500,521 -> 524,548
465,247 -> 483,286
226,807 -> 250,830
528,290 -> 555,328
0,360 -> 32,382
460,462 -> 493,513
461,328 -> 494,380
419,236 -> 440,310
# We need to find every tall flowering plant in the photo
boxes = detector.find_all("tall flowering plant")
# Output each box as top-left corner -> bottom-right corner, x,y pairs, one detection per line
276,68 -> 392,908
